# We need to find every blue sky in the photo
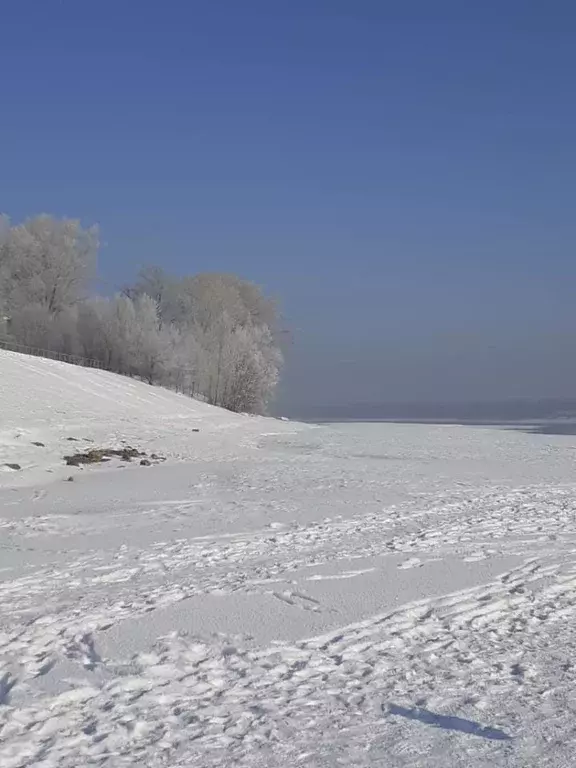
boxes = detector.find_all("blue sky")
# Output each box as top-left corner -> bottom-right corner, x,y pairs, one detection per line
2,1 -> 575,413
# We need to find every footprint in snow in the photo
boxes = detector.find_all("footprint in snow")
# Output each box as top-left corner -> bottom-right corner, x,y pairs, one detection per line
463,552 -> 487,562
398,557 -> 423,570
271,590 -> 321,612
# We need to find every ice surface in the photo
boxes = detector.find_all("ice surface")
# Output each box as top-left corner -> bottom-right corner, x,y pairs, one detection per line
2,350 -> 576,766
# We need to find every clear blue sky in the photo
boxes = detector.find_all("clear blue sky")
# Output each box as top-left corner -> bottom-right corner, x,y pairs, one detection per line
2,1 -> 576,413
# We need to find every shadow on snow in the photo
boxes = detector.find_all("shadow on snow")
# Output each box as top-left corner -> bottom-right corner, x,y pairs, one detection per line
387,704 -> 512,742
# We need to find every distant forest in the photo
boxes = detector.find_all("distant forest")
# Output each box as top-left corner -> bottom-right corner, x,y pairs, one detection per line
0,215 -> 282,413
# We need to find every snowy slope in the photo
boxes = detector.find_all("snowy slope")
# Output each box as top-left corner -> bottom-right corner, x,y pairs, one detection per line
2,351 -> 576,766
0,350 -> 296,487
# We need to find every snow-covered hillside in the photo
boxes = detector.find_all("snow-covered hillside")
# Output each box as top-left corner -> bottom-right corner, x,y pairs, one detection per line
2,351 -> 576,766
0,350 -> 295,487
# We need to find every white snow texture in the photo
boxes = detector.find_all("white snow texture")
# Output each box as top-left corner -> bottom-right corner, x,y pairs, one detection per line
2,350 -> 576,766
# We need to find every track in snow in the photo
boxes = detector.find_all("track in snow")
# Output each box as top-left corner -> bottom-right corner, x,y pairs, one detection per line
3,478 -> 576,767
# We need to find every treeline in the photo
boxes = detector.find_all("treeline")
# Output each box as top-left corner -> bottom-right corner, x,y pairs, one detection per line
0,215 -> 282,413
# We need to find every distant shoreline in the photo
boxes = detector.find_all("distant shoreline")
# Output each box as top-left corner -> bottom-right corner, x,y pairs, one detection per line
300,417 -> 576,435
304,418 -> 527,425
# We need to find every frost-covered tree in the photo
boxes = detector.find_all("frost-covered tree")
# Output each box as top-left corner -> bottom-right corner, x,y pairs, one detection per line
130,294 -> 175,384
50,306 -> 81,356
76,294 -> 180,384
1,215 -> 97,314
104,296 -> 139,375
76,298 -> 113,364
0,216 -> 11,314
6,304 -> 54,349
123,269 -> 283,411
218,324 -> 282,413
76,295 -> 137,373
125,266 -> 182,327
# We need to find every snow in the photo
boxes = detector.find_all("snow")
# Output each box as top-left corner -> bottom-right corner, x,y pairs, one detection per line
0,350 -> 296,488
3,351 -> 576,766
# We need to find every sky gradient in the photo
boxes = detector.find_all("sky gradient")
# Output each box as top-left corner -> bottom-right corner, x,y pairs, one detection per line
1,1 -> 575,415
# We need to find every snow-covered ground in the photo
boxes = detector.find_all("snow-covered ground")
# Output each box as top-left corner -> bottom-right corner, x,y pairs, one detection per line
0,350 -> 298,488
2,351 -> 576,766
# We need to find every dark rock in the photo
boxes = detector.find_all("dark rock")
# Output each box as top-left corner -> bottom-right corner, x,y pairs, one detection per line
4,463 -> 21,471
66,476 -> 75,482
31,441 -> 45,447
192,428 -> 200,433
66,437 -> 79,442
65,450 -> 105,466
64,446 -> 145,466
140,459 -> 152,466
116,447 -> 144,461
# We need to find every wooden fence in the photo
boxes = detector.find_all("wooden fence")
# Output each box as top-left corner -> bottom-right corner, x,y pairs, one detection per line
0,338 -> 107,369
